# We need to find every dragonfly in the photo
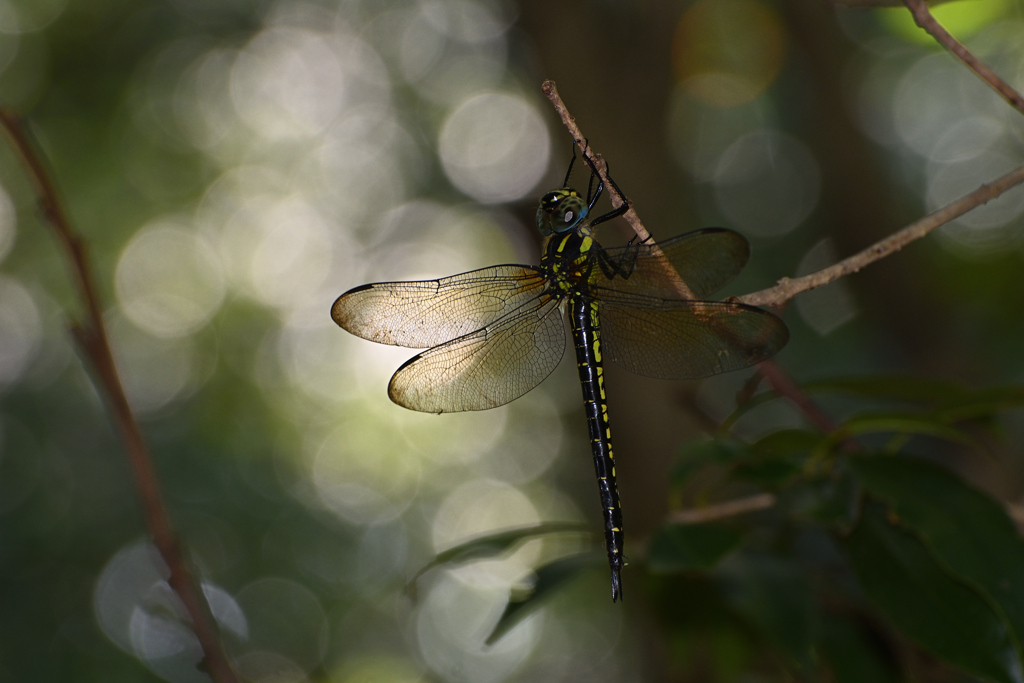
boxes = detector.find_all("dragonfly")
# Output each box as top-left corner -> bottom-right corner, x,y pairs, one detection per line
331,149 -> 788,601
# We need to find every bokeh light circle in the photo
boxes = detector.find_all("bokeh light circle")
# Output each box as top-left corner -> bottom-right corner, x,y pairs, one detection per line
0,0 -> 69,34
230,27 -> 346,140
438,93 -> 550,204
929,150 -> 1024,252
115,219 -> 225,338
0,276 -> 40,388
672,0 -> 786,107
313,413 -> 422,524
713,129 -> 820,237
0,181 -> 15,263
416,572 -> 537,683
432,479 -> 540,554
235,577 -> 328,674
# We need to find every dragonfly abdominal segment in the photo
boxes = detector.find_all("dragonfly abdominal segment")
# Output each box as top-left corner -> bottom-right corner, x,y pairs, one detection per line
571,296 -> 625,601
331,160 -> 788,602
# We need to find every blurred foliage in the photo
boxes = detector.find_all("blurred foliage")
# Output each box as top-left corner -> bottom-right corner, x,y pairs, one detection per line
1,0 -> 1024,682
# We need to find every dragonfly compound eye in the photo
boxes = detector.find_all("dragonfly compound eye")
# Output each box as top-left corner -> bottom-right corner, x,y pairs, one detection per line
538,189 -> 583,235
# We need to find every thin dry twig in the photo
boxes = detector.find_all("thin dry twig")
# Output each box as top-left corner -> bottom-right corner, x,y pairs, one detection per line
543,82 -> 858,436
0,110 -> 239,683
542,80 -> 699,300
539,79 -> 1024,524
902,0 -> 1024,117
739,163 -> 1024,307
667,493 -> 777,525
757,360 -> 840,433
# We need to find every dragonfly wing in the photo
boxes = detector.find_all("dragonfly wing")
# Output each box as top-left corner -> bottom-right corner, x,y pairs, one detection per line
598,297 -> 788,379
332,265 -> 546,348
389,295 -> 565,412
597,228 -> 749,300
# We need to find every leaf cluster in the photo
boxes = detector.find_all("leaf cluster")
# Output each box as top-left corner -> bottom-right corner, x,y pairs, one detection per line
422,375 -> 1024,682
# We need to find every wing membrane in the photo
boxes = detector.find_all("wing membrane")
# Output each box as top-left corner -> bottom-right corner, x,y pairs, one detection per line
389,295 -> 565,412
596,228 -> 749,301
599,296 -> 788,379
331,265 -> 545,348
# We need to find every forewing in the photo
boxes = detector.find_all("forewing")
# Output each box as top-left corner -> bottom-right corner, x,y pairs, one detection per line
331,265 -> 545,348
388,295 -> 565,412
599,296 -> 788,379
597,228 -> 749,300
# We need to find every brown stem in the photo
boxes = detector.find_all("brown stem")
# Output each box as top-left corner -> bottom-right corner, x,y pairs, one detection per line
757,359 -> 840,433
0,110 -> 239,683
739,163 -> 1024,307
542,82 -> 1024,312
902,0 -> 1024,117
542,80 -> 698,299
667,493 -> 776,525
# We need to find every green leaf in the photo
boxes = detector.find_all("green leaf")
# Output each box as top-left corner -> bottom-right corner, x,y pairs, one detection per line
648,523 -> 744,574
406,522 -> 589,597
804,375 -> 969,405
935,385 -> 1024,423
735,429 -> 821,484
780,473 -> 858,529
838,412 -> 977,444
672,437 -> 748,485
750,429 -> 822,458
819,616 -> 901,683
718,555 -> 815,670
851,455 -> 1024,653
815,412 -> 978,459
485,552 -> 601,645
844,504 -> 1023,683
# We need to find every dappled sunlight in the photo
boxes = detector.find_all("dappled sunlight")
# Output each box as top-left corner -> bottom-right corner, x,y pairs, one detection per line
107,313 -> 209,416
668,86 -> 777,182
0,275 -> 40,388
230,27 -> 347,141
0,181 -> 14,263
713,129 -> 821,237
672,0 -> 786,108
312,408 -> 424,525
794,239 -> 859,337
115,218 -> 225,338
94,541 -> 246,679
431,478 -> 541,555
438,93 -> 550,204
234,578 -> 328,675
415,572 -> 538,683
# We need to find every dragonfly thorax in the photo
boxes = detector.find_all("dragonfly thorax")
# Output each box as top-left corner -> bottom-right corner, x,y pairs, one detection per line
536,188 -> 588,236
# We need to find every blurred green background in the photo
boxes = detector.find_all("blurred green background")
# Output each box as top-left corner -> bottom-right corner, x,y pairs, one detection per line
1,0 -> 1024,681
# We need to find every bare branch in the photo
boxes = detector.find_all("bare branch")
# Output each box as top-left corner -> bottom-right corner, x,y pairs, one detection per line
666,493 -> 776,525
0,110 -> 239,683
542,80 -> 698,298
757,360 -> 840,433
902,0 -> 1024,117
738,164 -> 1024,307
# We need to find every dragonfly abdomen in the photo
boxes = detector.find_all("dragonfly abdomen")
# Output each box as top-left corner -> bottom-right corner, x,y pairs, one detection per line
569,296 -> 625,602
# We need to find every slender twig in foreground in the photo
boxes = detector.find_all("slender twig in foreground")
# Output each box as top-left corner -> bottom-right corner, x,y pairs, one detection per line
543,80 -> 698,299
667,493 -> 777,525
903,0 -> 1024,117
542,80 -> 649,241
757,360 -> 840,433
542,82 -> 1024,310
739,163 -> 1024,307
0,110 -> 239,683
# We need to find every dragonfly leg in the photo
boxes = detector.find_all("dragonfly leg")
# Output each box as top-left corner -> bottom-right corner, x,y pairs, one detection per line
595,243 -> 641,281
562,141 -> 579,188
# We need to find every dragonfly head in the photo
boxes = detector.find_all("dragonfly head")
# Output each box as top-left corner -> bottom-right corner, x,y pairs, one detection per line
536,188 -> 588,236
